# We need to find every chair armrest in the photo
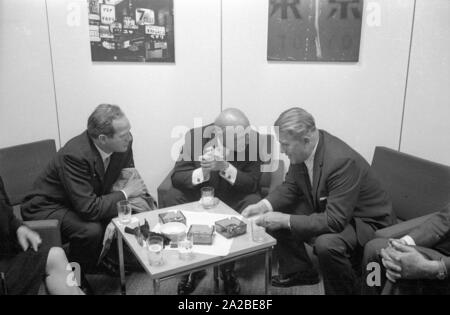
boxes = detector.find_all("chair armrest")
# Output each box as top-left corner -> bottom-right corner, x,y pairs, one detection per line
157,170 -> 174,208
25,220 -> 61,248
374,213 -> 436,239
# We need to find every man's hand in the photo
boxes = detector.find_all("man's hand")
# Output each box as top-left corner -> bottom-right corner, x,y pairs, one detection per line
380,245 -> 402,282
122,179 -> 146,198
16,226 -> 42,252
200,150 -> 229,173
242,201 -> 270,218
390,242 -> 441,280
256,212 -> 290,231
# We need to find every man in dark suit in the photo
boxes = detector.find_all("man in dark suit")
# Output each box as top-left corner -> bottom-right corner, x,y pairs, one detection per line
243,107 -> 395,295
21,104 -> 146,274
164,108 -> 266,295
363,203 -> 450,294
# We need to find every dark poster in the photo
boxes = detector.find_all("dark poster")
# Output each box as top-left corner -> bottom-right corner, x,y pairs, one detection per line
267,0 -> 363,62
88,0 -> 175,62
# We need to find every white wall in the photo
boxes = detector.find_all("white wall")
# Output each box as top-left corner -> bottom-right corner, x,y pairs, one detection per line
0,0 -> 449,201
45,0 -> 222,197
0,0 -> 60,148
400,0 -> 450,165
222,0 -> 414,163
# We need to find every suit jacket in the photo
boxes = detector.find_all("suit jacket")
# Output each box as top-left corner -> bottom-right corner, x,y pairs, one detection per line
266,130 -> 395,246
171,125 -> 265,203
21,131 -> 134,223
408,203 -> 450,269
0,177 -> 22,257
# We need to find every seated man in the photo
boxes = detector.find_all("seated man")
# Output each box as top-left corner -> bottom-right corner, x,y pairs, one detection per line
164,108 -> 266,295
1,177 -> 83,295
243,107 -> 395,295
21,104 -> 146,276
363,203 -> 450,295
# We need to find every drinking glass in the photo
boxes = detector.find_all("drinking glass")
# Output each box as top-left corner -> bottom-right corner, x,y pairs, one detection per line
117,200 -> 131,225
147,236 -> 164,266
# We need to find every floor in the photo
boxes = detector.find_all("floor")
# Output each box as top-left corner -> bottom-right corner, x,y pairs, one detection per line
86,248 -> 325,295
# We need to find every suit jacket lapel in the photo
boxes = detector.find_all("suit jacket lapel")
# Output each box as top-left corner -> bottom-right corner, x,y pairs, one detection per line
312,131 -> 325,209
88,137 -> 105,182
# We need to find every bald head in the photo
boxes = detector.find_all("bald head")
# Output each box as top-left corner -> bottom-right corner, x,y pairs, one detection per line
213,108 -> 251,152
214,108 -> 250,129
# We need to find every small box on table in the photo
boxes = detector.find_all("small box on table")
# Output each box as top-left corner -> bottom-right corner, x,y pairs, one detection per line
215,217 -> 247,239
187,225 -> 215,245
158,210 -> 187,225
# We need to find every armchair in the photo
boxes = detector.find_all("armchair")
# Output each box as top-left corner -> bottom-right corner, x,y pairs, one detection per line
370,147 -> 450,239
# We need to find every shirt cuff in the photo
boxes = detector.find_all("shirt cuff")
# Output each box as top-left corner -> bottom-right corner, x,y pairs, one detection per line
261,199 -> 274,212
443,257 -> 450,275
401,235 -> 416,246
192,168 -> 207,186
120,190 -> 128,200
219,163 -> 237,185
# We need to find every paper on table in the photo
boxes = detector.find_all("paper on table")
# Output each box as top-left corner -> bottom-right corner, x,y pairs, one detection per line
153,211 -> 244,256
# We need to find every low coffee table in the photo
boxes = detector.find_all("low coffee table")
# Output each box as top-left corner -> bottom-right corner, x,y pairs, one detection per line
113,200 -> 276,295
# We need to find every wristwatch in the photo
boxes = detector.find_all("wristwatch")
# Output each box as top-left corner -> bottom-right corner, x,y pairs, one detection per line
436,259 -> 448,280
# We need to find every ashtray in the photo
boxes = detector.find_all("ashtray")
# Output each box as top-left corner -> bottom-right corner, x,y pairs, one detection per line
187,224 -> 215,245
158,210 -> 187,225
199,197 -> 220,209
215,217 -> 247,239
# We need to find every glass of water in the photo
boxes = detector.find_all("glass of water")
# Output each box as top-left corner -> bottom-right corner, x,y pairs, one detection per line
147,236 -> 164,266
200,186 -> 215,209
117,200 -> 131,225
251,217 -> 266,243
178,234 -> 194,261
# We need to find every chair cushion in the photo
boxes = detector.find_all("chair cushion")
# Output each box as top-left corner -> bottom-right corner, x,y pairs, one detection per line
371,147 -> 450,221
374,213 -> 436,239
0,140 -> 56,205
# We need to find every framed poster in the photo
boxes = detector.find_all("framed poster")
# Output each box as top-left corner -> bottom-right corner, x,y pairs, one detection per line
88,0 -> 175,62
267,0 -> 364,62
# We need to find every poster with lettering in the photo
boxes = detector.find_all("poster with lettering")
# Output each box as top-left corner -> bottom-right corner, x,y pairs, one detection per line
267,0 -> 363,62
88,0 -> 175,62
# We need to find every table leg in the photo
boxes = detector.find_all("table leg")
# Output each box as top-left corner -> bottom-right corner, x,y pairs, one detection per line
213,266 -> 220,293
117,232 -> 126,295
265,249 -> 272,295
153,279 -> 160,295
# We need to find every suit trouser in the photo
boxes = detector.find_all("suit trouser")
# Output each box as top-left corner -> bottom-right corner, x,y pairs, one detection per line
362,238 -> 450,295
272,223 -> 362,295
53,209 -> 105,273
164,187 -> 262,274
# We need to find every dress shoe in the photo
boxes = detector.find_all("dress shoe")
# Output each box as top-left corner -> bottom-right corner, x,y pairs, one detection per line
271,269 -> 320,287
177,270 -> 207,295
221,270 -> 241,295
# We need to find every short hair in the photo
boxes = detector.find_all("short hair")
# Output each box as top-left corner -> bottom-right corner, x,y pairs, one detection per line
87,104 -> 124,139
274,107 -> 316,139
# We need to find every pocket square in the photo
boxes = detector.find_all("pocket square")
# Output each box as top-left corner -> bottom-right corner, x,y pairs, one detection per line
319,197 -> 328,201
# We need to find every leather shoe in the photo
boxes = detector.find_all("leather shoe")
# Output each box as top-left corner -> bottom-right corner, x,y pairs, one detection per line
221,271 -> 241,295
177,270 -> 207,295
271,269 -> 320,287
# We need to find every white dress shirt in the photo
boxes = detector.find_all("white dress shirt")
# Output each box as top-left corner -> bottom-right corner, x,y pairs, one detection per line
95,144 -> 128,199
